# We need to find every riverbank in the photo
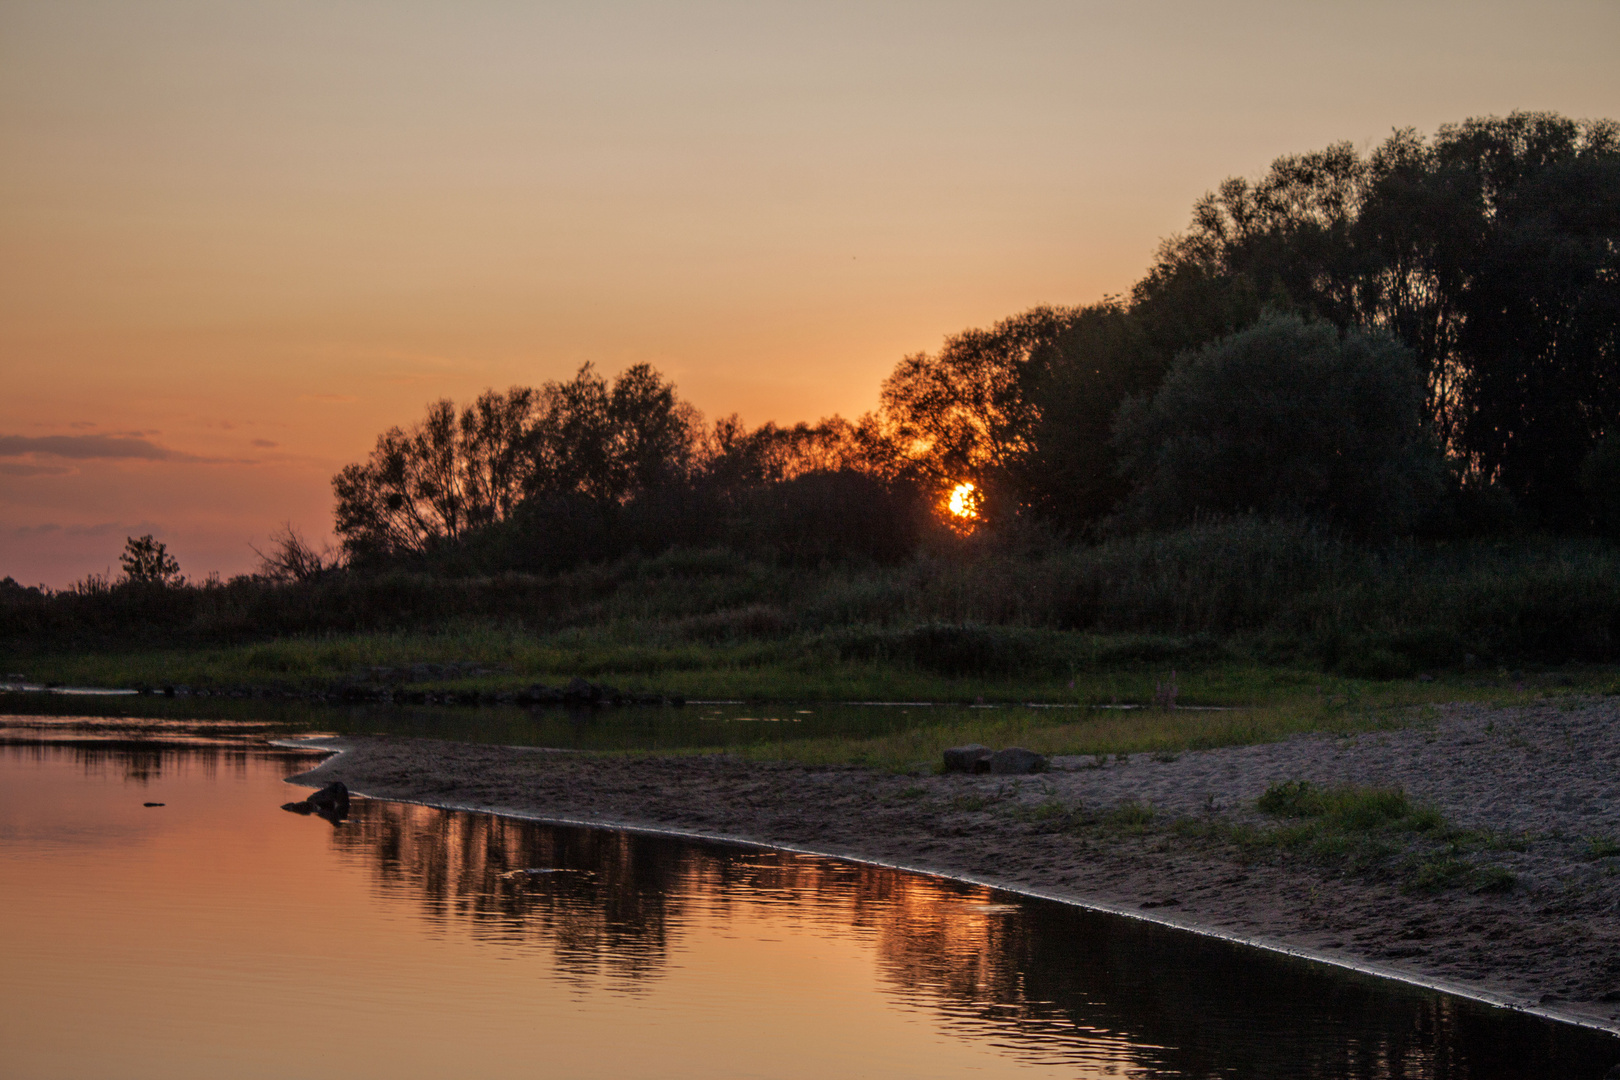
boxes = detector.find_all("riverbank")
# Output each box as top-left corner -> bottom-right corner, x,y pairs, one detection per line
287,696 -> 1620,1033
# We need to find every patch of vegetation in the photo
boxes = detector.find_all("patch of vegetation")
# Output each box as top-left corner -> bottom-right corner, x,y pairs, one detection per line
1235,780 -> 1518,894
1586,836 -> 1620,860
1465,864 -> 1518,894
1107,799 -> 1157,829
1006,797 -> 1074,826
948,791 -> 999,813
1256,780 -> 1417,828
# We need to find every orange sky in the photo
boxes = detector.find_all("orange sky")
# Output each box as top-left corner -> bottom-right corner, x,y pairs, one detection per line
3,1 -> 1618,586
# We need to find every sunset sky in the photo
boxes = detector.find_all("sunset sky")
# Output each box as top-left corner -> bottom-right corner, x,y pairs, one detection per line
3,1 -> 1617,586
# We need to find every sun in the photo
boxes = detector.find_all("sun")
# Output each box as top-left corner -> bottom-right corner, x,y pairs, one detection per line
947,482 -> 980,520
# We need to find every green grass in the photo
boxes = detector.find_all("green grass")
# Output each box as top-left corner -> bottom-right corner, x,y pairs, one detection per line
1106,799 -> 1157,829
1238,780 -> 1518,894
10,518 -> 1620,771
15,521 -> 1620,670
10,619 -> 1607,703
1586,836 -> 1620,860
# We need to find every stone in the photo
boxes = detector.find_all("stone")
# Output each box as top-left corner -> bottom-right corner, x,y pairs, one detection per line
304,781 -> 350,819
943,744 -> 993,774
281,784 -> 348,825
989,747 -> 1046,775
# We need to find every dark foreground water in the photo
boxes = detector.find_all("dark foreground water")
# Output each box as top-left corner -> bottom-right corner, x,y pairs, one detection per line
2,720 -> 1617,1079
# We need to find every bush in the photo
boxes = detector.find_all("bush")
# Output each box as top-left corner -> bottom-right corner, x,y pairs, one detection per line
1581,436 -> 1620,537
1111,313 -> 1443,537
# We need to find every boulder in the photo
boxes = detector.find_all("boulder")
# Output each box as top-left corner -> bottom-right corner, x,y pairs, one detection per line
989,747 -> 1046,775
304,781 -> 350,819
943,744 -> 993,774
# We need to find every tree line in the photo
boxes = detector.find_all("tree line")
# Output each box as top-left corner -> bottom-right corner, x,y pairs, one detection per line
322,111 -> 1617,574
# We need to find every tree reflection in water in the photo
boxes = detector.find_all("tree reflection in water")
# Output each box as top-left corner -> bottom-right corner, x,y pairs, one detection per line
331,796 -> 1620,1080
10,731 -> 1616,1076
0,735 -> 278,785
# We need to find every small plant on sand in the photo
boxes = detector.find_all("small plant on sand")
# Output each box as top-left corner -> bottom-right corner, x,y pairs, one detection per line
1009,797 -> 1075,828
1253,780 -> 1515,892
1405,856 -> 1513,894
1257,780 -> 1420,831
1407,856 -> 1472,892
950,790 -> 1005,812
1108,799 -> 1156,829
1585,836 -> 1620,860
1466,864 -> 1517,894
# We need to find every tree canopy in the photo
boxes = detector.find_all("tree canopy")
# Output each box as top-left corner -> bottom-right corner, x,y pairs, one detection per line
1136,111 -> 1620,527
1111,313 -> 1441,537
333,365 -> 705,561
327,111 -> 1620,572
119,535 -> 182,587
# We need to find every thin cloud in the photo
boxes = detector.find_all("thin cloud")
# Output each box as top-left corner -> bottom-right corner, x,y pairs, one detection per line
0,434 -> 254,465
0,463 -> 74,477
299,394 -> 358,404
250,438 -> 278,448
0,434 -> 180,460
11,521 -> 145,538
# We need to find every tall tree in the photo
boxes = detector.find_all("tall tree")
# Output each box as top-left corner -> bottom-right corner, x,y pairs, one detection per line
1139,112 -> 1620,527
332,387 -> 539,559
877,305 -> 1081,512
1111,313 -> 1442,537
119,534 -> 182,586
525,363 -> 704,503
332,367 -> 706,561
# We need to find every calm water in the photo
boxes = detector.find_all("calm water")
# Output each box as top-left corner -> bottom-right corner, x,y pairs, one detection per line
2,721 -> 1618,1079
0,689 -> 1117,752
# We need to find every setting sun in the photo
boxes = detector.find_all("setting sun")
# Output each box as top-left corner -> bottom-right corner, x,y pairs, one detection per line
947,482 -> 980,520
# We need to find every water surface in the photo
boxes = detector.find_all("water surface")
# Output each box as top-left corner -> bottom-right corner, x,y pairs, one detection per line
0,689 -> 1102,753
2,721 -> 1616,1079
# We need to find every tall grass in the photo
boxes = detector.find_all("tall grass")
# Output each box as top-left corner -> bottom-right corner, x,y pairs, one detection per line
7,518 -> 1620,672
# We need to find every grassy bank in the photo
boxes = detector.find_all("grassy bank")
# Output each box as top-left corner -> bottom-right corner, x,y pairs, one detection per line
6,625 -> 1611,771
7,519 -> 1619,767
12,520 -> 1620,673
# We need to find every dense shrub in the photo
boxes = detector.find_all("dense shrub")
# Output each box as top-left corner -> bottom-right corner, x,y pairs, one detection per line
1581,437 -> 1620,538
1111,314 -> 1443,537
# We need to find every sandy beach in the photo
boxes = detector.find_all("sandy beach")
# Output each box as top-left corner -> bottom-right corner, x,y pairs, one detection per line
287,698 -> 1620,1033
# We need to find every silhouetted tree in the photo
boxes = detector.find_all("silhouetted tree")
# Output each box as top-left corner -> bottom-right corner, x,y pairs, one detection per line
702,414 -> 889,491
876,305 -> 1082,517
1111,313 -> 1442,536
251,524 -> 340,582
1019,267 -> 1267,532
119,534 -> 182,586
527,363 -> 704,502
332,387 -> 540,560
1142,111 -> 1620,527
332,368 -> 707,563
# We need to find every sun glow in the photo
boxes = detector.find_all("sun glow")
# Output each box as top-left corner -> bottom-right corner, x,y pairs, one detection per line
947,482 -> 979,520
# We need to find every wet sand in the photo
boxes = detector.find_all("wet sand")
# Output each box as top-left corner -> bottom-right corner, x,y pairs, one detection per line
287,698 -> 1620,1032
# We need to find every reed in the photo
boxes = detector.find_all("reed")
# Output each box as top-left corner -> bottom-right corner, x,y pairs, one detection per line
8,519 -> 1620,690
